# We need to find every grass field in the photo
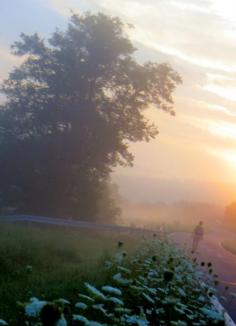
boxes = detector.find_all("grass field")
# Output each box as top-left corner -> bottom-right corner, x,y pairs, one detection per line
0,222 -> 142,322
0,221 -> 228,325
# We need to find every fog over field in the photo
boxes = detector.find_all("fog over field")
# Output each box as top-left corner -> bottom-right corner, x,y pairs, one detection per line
1,0 -> 236,324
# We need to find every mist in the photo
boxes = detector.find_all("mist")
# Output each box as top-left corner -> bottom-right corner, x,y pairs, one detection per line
1,1 -> 236,324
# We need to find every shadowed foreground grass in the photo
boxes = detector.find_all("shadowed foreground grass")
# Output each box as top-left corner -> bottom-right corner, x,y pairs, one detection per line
0,222 -> 141,321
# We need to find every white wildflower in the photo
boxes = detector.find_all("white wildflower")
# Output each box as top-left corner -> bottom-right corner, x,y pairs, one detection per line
86,322 -> 104,326
56,298 -> 70,305
73,314 -> 89,323
106,297 -> 124,305
84,283 -> 106,300
78,294 -> 95,303
56,316 -> 67,326
114,253 -> 124,264
142,293 -> 155,304
92,304 -> 108,316
117,266 -> 131,275
114,307 -> 131,314
113,273 -> 131,285
102,286 -> 122,296
0,319 -> 8,325
25,298 -> 47,317
29,297 -> 38,302
75,302 -> 88,310
125,315 -> 149,326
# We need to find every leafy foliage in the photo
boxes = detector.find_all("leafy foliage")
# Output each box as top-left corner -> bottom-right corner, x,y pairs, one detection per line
0,13 -> 181,219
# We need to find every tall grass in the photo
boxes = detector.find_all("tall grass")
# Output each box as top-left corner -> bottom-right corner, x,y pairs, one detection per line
0,222 -> 141,321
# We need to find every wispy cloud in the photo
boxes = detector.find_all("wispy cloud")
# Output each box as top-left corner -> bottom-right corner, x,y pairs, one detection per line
204,84 -> 236,102
42,0 -> 90,17
45,0 -> 236,74
0,45 -> 23,80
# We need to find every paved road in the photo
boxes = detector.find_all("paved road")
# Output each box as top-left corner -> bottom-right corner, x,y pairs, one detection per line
169,224 -> 236,322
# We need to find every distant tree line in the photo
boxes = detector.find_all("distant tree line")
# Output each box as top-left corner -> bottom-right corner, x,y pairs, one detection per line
224,202 -> 236,230
0,13 -> 181,220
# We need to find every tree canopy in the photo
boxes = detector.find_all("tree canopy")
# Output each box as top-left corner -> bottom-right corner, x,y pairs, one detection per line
0,12 -> 181,220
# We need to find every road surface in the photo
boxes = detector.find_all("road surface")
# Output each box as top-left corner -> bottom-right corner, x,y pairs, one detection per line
169,224 -> 236,322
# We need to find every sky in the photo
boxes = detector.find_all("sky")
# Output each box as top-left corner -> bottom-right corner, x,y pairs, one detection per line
1,0 -> 236,205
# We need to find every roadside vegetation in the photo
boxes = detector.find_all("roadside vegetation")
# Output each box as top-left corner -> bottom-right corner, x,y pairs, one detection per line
0,223 -> 140,323
0,223 -> 231,325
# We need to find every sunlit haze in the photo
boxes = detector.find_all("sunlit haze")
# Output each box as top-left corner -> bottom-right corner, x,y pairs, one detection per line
1,0 -> 236,205
2,3 -> 236,324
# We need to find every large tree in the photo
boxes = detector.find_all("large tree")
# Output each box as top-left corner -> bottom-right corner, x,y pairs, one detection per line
0,13 -> 181,220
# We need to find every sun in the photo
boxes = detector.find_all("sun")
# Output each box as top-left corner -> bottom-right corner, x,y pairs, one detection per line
210,148 -> 236,172
221,150 -> 236,166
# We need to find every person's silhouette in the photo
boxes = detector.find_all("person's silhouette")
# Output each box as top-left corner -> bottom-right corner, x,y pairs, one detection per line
192,221 -> 204,253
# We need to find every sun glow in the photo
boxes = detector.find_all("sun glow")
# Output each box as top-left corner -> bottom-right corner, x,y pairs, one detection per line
204,84 -> 236,102
211,148 -> 236,171
207,121 -> 236,140
213,0 -> 236,23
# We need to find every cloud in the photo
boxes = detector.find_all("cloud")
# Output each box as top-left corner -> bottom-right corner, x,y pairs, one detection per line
201,73 -> 236,102
182,114 -> 225,137
207,120 -> 236,141
42,0 -> 90,17
80,0 -> 236,75
211,0 -> 236,23
206,104 -> 236,118
0,46 -> 20,65
204,83 -> 236,102
42,0 -> 236,74
0,45 -> 23,80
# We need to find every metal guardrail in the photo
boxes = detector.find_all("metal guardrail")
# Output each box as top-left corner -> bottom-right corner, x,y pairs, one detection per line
0,214 -> 159,234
